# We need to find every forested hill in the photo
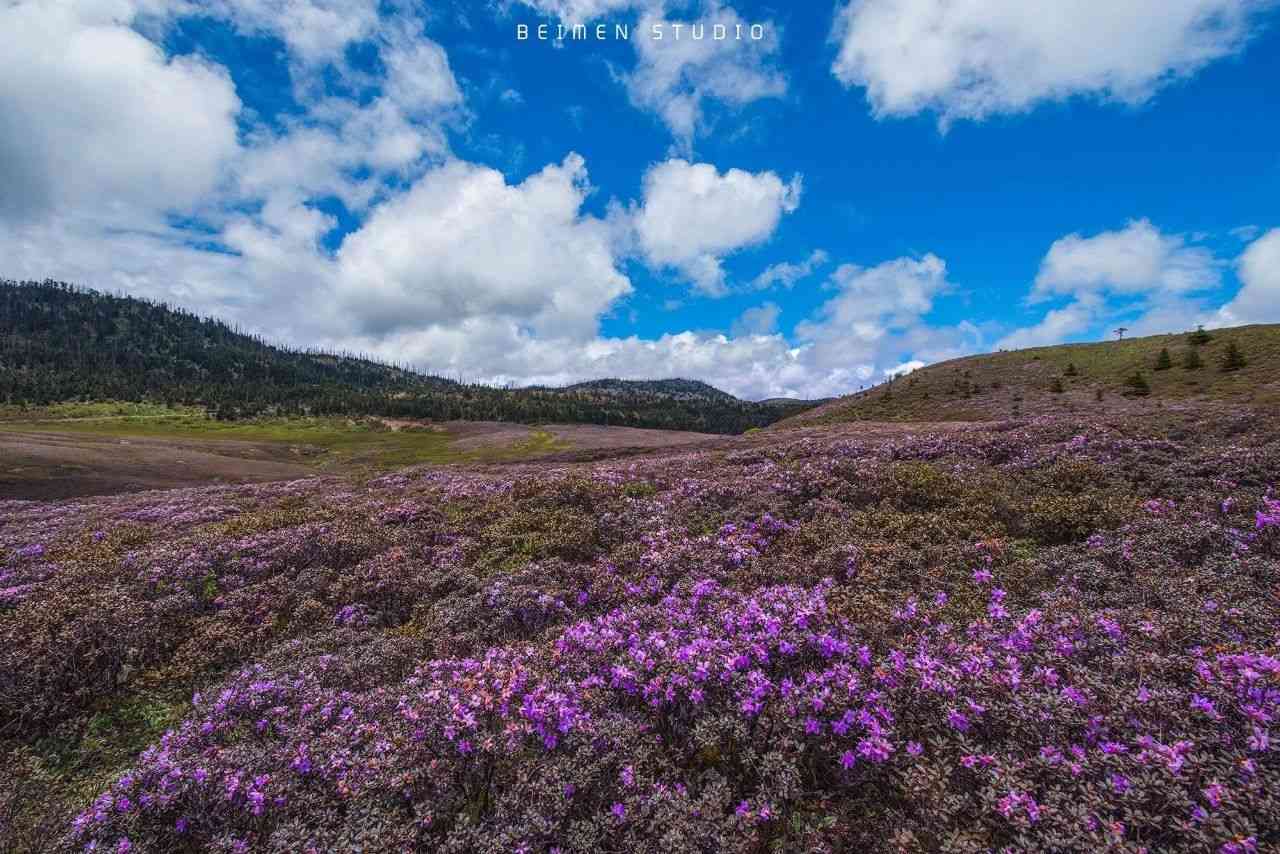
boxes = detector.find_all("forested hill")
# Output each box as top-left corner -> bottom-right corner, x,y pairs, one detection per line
0,280 -> 819,433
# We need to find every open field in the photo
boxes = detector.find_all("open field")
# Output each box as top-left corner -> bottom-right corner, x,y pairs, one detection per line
0,413 -> 718,499
2,402 -> 1277,852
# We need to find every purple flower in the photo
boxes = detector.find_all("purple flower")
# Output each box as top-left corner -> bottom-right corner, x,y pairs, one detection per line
839,750 -> 857,770
1061,686 -> 1088,707
1191,694 -> 1219,719
610,802 -> 627,822
857,736 -> 894,763
290,743 -> 312,776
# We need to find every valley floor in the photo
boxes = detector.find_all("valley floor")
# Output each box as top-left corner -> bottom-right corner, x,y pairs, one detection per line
0,415 -> 719,500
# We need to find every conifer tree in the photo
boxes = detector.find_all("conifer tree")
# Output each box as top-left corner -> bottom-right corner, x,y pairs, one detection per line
1125,372 -> 1151,397
1220,341 -> 1247,372
1188,325 -> 1213,346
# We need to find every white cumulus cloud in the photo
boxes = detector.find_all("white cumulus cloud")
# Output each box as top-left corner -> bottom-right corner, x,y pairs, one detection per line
731,302 -> 782,336
337,154 -> 631,341
997,220 -> 1280,349
750,250 -> 831,290
633,159 -> 802,296
1032,219 -> 1221,299
831,0 -> 1274,124
626,2 -> 787,150
0,1 -> 241,224
1217,228 -> 1280,325
201,0 -> 382,68
513,0 -> 649,26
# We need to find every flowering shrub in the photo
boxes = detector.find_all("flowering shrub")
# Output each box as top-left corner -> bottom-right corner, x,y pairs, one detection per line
1,412 -> 1278,852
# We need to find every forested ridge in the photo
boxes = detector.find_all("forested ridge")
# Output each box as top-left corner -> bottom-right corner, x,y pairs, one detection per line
0,280 -> 818,433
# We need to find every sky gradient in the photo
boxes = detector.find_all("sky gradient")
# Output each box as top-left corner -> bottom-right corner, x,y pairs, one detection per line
2,0 -> 1278,399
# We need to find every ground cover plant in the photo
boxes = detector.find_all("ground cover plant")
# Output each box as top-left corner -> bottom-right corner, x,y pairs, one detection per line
1,405 -> 1278,852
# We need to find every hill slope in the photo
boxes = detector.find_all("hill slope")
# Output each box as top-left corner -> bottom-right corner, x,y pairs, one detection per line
0,279 -> 817,434
783,324 -> 1280,426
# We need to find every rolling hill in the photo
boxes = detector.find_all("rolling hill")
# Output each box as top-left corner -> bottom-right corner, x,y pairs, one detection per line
0,279 -> 819,434
782,324 -> 1280,427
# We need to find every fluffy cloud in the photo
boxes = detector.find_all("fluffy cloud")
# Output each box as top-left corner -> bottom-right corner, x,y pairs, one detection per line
626,2 -> 787,150
514,0 -> 648,26
997,294 -> 1104,350
236,85 -> 458,214
797,255 -> 959,367
633,159 -> 802,296
201,0 -> 381,68
884,359 -> 925,378
731,302 -> 782,336
803,256 -> 952,335
832,0 -> 1273,124
382,39 -> 464,116
343,251 -> 981,401
1217,228 -> 1280,325
998,220 -> 1280,349
231,7 -> 462,212
0,1 -> 241,223
750,250 -> 830,290
513,0 -> 786,148
336,154 -> 631,341
1032,219 -> 1221,299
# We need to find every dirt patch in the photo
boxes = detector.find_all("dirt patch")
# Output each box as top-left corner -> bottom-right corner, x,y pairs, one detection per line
0,431 -> 317,500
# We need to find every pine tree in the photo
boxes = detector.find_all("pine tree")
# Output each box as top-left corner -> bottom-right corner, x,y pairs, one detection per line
1050,377 -> 1065,394
1188,325 -> 1213,346
1125,372 -> 1151,397
1064,362 -> 1079,377
1184,347 -> 1203,370
1220,341 -> 1247,372
1154,348 -> 1173,371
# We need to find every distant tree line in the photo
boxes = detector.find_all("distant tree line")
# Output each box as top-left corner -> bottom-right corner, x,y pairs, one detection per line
0,280 -> 815,434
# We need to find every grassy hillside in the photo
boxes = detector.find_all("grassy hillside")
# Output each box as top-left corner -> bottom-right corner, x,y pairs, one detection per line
0,280 -> 817,434
784,324 -> 1280,426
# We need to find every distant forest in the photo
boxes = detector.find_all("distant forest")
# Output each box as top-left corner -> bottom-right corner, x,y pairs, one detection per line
0,280 -> 818,434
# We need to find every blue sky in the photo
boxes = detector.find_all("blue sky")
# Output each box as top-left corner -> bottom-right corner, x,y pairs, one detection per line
1,0 -> 1278,398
